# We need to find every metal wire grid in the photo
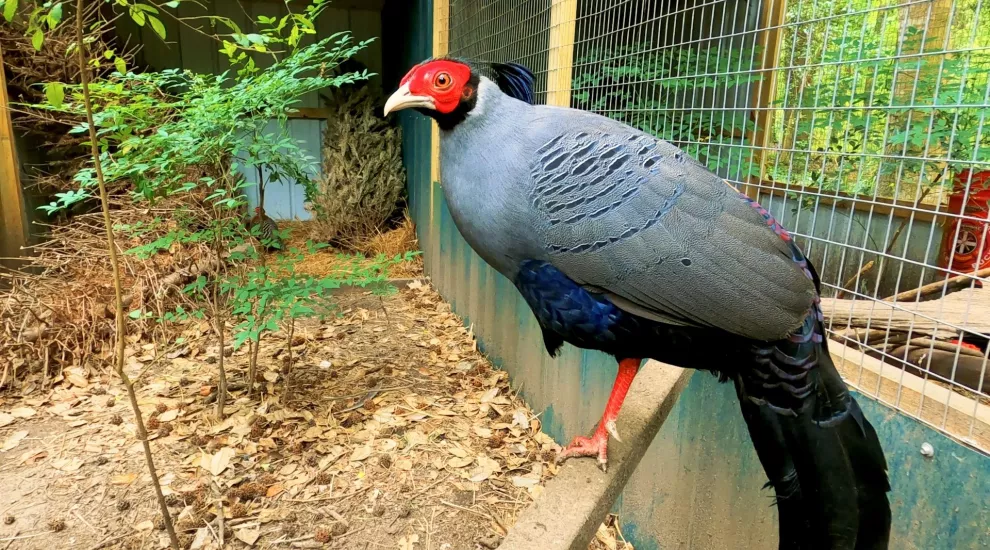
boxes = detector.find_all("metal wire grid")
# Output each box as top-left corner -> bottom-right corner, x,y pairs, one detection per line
445,0 -> 990,452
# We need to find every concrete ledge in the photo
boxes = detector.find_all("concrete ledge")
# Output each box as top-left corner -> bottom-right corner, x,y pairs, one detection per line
500,361 -> 693,550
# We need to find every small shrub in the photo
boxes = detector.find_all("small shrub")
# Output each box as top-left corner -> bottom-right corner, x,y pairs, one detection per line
307,87 -> 406,246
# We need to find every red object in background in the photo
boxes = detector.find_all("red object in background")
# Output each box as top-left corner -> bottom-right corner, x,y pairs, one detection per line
939,169 -> 990,273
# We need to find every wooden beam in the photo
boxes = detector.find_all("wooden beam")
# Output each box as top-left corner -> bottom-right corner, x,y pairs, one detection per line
0,43 -> 27,265
430,0 -> 449,224
746,0 -> 788,199
756,181 -> 943,223
547,0 -> 578,107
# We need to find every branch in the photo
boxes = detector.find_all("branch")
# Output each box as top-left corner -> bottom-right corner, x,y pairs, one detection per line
75,1 -> 179,547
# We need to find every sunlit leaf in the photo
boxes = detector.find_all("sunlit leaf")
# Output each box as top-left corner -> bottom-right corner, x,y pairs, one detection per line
44,82 -> 64,108
3,0 -> 18,22
148,15 -> 166,40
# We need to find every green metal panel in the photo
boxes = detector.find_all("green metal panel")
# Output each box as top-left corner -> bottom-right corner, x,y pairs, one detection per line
396,4 -> 990,547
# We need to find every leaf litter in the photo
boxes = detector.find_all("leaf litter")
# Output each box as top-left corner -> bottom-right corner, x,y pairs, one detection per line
0,280 -> 632,549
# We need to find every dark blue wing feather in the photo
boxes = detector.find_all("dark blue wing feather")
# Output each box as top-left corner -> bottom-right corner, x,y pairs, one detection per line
491,62 -> 535,104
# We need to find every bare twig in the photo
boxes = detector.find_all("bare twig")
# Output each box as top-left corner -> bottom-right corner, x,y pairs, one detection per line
838,181 -> 936,298
440,499 -> 507,533
884,266 -> 990,303
247,338 -> 260,397
0,532 -> 44,545
74,1 -> 178,547
82,533 -> 130,550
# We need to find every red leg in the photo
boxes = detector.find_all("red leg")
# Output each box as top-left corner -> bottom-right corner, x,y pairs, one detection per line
558,358 -> 640,472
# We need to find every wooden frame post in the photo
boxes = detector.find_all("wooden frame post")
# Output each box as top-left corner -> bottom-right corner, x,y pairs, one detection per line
547,0 -> 578,107
0,43 -> 27,265
746,0 -> 787,200
430,0 -> 449,223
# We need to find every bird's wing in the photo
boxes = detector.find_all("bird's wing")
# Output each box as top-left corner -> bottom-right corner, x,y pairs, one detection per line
528,117 -> 816,341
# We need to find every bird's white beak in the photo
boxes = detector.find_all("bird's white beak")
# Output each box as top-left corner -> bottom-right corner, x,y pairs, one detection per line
384,83 -> 435,116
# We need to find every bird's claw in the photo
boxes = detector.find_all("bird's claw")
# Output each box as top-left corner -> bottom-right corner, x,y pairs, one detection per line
605,419 -> 621,442
556,433 -> 609,472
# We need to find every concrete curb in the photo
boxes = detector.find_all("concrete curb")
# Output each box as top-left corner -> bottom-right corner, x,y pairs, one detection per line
500,361 -> 693,550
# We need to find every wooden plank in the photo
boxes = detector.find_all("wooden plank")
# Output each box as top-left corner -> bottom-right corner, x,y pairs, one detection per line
431,0 -> 449,225
0,43 -> 27,263
500,362 -> 693,550
140,4 -> 182,70
349,9 -> 383,93
821,286 -> 990,340
746,0 -> 788,200
546,0 -> 578,108
212,0 -> 251,77
756,181 -> 942,222
177,0 -> 219,74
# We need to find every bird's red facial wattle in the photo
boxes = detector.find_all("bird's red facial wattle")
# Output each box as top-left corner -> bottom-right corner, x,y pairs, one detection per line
384,60 -> 474,116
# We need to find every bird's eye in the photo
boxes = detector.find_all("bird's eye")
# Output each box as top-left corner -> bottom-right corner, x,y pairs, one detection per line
434,72 -> 453,89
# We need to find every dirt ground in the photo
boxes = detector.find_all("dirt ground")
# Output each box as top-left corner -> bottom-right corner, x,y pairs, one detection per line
0,280 -> 632,550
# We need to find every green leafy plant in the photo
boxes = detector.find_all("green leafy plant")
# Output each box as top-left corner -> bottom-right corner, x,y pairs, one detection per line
765,0 -> 990,200
571,43 -> 763,178
229,245 -> 416,401
4,2 -> 388,543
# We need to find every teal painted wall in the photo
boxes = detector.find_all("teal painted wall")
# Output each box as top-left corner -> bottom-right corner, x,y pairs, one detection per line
396,2 -> 990,548
115,0 -> 384,220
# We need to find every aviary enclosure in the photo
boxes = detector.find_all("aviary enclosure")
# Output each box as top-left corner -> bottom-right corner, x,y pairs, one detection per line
400,0 -> 990,546
0,0 -> 988,548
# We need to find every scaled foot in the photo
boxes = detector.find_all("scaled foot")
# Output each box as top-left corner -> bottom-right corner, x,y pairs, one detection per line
557,427 -> 611,472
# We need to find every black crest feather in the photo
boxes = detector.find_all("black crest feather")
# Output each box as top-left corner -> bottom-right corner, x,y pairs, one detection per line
490,62 -> 536,104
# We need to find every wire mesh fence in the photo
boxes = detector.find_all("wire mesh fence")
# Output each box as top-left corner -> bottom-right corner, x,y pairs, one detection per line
444,0 -> 990,452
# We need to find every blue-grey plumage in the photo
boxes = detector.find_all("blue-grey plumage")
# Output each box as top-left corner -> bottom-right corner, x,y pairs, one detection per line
385,58 -> 890,550
440,77 -> 815,341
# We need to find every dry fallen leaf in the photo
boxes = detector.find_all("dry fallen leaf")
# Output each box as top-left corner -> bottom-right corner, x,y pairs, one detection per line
467,454 -> 501,483
134,520 -> 155,531
404,430 -> 427,450
51,457 -> 84,472
395,458 -> 413,471
447,456 -> 473,468
350,445 -> 372,462
266,483 -> 284,498
0,413 -> 14,427
398,534 -> 420,550
189,527 -> 210,550
158,409 -> 179,422
235,526 -> 261,546
596,522 -> 618,550
19,450 -> 47,465
10,407 -> 36,419
201,447 -> 236,476
112,473 -> 138,485
446,446 -> 468,458
1,430 -> 28,452
473,426 -> 492,438
510,475 -> 540,488
65,368 -> 89,388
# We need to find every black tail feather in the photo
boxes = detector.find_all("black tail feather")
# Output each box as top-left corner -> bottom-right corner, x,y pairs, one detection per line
735,337 -> 891,550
